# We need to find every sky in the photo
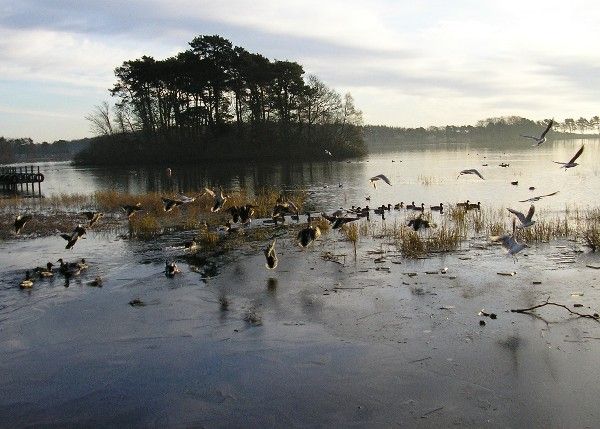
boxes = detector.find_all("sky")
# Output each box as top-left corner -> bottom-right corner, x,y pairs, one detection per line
1,0 -> 600,142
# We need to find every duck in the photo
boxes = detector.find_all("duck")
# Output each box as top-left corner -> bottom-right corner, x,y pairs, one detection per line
511,181 -> 518,186
264,239 -> 278,269
297,225 -> 321,248
76,258 -> 89,270
240,204 -> 257,224
122,203 -> 143,219
184,240 -> 198,251
499,163 -> 510,168
456,200 -> 470,208
35,262 -> 54,278
88,277 -> 103,287
19,271 -> 34,289
60,224 -> 86,250
14,214 -> 32,234
412,203 -> 425,212
430,203 -> 444,212
394,202 -> 404,210
165,261 -> 180,277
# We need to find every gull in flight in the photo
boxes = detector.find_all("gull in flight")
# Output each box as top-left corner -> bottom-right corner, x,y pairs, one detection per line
507,205 -> 536,228
458,169 -> 485,180
554,145 -> 584,169
324,149 -> 332,157
264,239 -> 278,269
520,119 -> 553,146
490,219 -> 527,261
369,174 -> 391,189
518,191 -> 558,203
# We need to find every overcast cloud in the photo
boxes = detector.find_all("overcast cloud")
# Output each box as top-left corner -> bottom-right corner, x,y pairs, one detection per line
1,0 -> 600,141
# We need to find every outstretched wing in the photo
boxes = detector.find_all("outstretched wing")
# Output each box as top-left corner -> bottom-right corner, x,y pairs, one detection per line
540,119 -> 554,138
520,135 -> 538,140
507,208 -> 526,224
568,145 -> 585,164
525,204 -> 535,222
542,191 -> 559,198
372,174 -> 391,186
472,169 -> 485,180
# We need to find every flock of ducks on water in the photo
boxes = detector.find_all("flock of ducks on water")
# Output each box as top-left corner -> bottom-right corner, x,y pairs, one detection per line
12,120 -> 583,286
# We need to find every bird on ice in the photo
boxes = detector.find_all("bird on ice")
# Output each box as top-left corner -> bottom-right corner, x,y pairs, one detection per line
520,119 -> 554,146
458,169 -> 485,180
554,145 -> 584,169
507,205 -> 536,228
369,174 -> 391,189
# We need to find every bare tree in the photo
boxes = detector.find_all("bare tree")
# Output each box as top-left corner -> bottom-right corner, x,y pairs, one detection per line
85,101 -> 114,136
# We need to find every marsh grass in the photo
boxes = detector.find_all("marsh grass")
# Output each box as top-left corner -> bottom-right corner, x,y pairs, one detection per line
341,223 -> 359,259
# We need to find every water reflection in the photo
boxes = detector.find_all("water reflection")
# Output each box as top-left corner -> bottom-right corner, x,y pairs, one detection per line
14,138 -> 600,214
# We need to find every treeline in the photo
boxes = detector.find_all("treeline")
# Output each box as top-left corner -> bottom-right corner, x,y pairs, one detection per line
364,116 -> 598,150
77,35 -> 365,165
0,137 -> 91,164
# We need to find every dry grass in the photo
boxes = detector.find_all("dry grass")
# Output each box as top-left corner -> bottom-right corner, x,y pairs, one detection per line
341,223 -> 359,259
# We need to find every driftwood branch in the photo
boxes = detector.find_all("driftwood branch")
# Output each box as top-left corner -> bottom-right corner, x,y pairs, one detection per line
511,296 -> 600,322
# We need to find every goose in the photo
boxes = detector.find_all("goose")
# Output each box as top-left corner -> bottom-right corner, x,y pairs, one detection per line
458,169 -> 485,180
430,203 -> 443,212
511,181 -> 518,186
456,200 -> 470,208
264,239 -> 278,269
14,214 -> 32,234
57,259 -> 81,277
297,225 -> 321,248
19,271 -> 34,289
508,205 -> 535,228
490,219 -> 527,261
467,202 -> 481,210
202,187 -> 227,212
35,262 -> 54,278
165,261 -> 180,277
161,197 -> 184,212
394,202 -> 404,210
88,277 -> 103,287
407,215 -> 431,231
81,211 -> 103,227
499,163 -> 510,168
406,201 -> 416,210
331,216 -> 360,229
520,119 -> 553,146
272,201 -> 299,222
177,193 -> 196,204
369,174 -> 392,189
122,203 -> 143,219
227,206 -> 241,223
412,203 -> 425,212
240,204 -> 257,224
554,145 -> 584,169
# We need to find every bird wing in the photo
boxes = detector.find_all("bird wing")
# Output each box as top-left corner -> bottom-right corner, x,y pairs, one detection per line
81,211 -> 94,220
520,135 -> 538,140
525,204 -> 535,222
553,161 -> 566,165
60,233 -> 72,241
540,119 -> 554,138
375,174 -> 392,185
472,169 -> 485,179
542,191 -> 559,198
507,208 -> 526,224
568,145 -> 585,164
202,187 -> 215,197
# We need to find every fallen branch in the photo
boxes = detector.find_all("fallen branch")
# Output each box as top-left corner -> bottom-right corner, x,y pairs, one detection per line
511,297 -> 600,322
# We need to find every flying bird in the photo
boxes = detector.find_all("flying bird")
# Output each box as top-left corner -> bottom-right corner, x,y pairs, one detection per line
324,149 -> 332,157
507,205 -> 536,228
458,169 -> 485,180
554,145 -> 584,169
369,174 -> 391,189
14,214 -> 32,234
122,203 -> 143,219
520,119 -> 554,146
165,261 -> 180,277
161,197 -> 184,212
297,225 -> 321,247
202,187 -> 227,212
81,211 -> 103,227
519,191 -> 559,203
60,224 -> 86,250
490,219 -> 527,261
264,239 -> 278,269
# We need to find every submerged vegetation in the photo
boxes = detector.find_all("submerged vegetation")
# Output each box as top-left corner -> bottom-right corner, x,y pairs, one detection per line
78,34 -> 365,165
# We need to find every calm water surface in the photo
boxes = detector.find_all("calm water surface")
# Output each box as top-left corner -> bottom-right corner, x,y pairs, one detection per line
18,138 -> 600,213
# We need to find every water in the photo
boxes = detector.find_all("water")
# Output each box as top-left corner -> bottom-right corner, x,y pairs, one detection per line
2,139 -> 600,426
15,138 -> 599,214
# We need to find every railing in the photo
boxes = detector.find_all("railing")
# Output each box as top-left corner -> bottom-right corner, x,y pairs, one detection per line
0,165 -> 44,195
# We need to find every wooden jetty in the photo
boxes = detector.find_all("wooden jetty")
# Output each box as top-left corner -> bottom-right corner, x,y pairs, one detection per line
0,165 -> 44,195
